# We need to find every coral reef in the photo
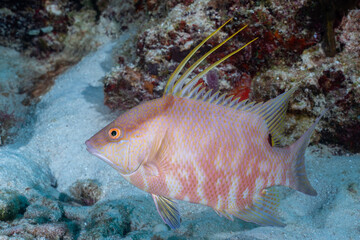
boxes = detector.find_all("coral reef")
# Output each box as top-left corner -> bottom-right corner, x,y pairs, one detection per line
0,0 -> 147,145
0,189 -> 28,221
79,201 -> 131,239
104,0 -> 360,152
24,198 -> 63,222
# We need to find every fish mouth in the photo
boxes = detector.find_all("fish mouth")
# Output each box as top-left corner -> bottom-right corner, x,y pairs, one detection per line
85,140 -> 114,166
85,140 -> 137,176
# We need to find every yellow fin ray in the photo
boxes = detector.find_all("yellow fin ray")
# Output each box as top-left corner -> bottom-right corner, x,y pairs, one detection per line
164,18 -> 233,96
228,97 -> 241,108
221,95 -> 234,106
194,87 -> 206,100
187,84 -> 203,99
152,194 -> 180,229
249,86 -> 298,147
238,101 -> 256,111
207,91 -> 221,103
179,38 -> 258,98
201,89 -> 214,101
234,99 -> 249,110
212,93 -> 227,105
173,24 -> 248,96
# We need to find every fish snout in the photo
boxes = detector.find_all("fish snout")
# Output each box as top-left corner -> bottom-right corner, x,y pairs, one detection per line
85,139 -> 96,155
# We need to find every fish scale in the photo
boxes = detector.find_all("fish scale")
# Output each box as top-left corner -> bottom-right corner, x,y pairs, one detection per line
86,19 -> 324,229
152,98 -> 275,206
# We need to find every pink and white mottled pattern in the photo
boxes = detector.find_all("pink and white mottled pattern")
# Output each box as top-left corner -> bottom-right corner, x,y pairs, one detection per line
97,95 -> 291,212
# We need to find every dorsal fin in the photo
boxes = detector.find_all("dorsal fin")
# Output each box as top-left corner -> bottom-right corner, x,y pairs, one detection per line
193,86 -> 206,100
178,37 -> 257,98
238,101 -> 256,111
207,91 -> 221,103
213,93 -> 227,105
221,95 -> 234,106
173,24 -> 249,96
201,89 -> 213,101
163,18 -> 233,96
248,87 -> 298,147
234,99 -> 249,110
163,18 -> 258,101
228,97 -> 240,108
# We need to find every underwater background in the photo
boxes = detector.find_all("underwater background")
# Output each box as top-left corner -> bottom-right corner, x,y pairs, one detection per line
0,0 -> 359,239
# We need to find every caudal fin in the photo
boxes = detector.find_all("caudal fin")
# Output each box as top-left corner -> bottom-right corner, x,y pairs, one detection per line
288,110 -> 326,196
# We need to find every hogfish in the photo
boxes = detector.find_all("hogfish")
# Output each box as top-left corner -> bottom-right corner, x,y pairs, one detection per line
85,18 -> 324,228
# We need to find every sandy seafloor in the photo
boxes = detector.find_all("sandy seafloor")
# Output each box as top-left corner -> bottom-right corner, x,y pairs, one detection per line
0,35 -> 359,239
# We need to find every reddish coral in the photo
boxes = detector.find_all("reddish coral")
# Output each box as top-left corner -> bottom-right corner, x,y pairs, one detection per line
318,69 -> 346,94
146,0 -> 158,11
285,36 -> 316,54
106,0 -> 360,153
167,0 -> 194,8
229,73 -> 252,101
104,66 -> 160,110
144,81 -> 155,94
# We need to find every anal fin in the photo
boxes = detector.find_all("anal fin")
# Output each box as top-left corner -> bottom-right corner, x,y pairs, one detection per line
214,209 -> 234,221
227,188 -> 285,227
152,194 -> 181,229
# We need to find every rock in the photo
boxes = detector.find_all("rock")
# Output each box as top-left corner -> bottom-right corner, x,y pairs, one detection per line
122,231 -> 156,240
46,3 -> 62,16
63,205 -> 91,221
128,197 -> 159,231
69,179 -> 102,206
28,29 -> 41,36
0,189 -> 28,221
103,64 -> 160,110
26,223 -> 69,239
40,26 -> 54,34
153,223 -> 169,232
24,198 -> 63,222
78,201 -> 131,239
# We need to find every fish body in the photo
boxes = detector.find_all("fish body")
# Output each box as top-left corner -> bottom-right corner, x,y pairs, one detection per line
86,19 -> 323,228
123,96 -> 287,208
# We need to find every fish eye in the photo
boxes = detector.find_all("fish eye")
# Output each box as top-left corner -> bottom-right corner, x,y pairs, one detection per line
108,128 -> 121,140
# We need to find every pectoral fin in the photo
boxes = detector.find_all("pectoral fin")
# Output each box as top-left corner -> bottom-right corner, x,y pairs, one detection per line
144,130 -> 171,177
143,163 -> 159,177
152,194 -> 181,229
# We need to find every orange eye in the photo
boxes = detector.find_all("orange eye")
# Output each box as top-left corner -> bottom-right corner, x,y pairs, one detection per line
108,128 -> 121,140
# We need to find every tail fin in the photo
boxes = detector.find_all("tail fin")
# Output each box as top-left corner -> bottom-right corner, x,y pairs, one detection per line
288,110 -> 326,196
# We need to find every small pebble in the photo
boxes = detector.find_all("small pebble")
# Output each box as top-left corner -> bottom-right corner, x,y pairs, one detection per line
41,26 -> 54,34
153,223 -> 169,232
28,29 -> 40,36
